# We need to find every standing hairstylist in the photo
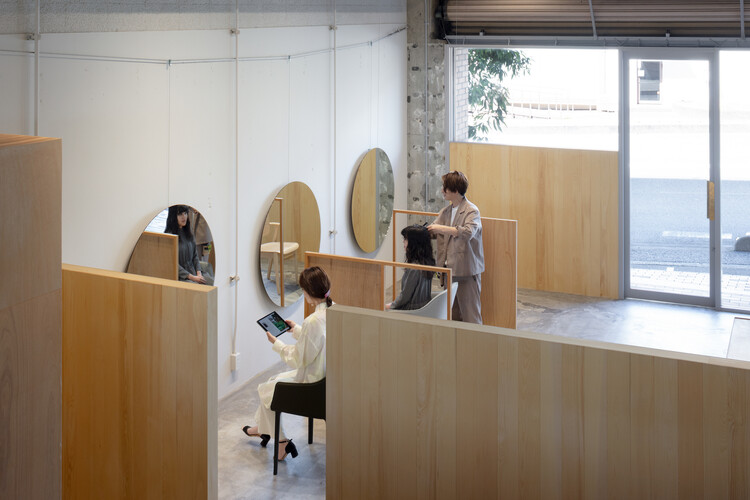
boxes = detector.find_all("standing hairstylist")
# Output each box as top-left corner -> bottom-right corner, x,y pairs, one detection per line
428,171 -> 485,324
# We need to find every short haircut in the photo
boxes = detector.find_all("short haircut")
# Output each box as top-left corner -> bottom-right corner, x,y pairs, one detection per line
441,171 -> 469,196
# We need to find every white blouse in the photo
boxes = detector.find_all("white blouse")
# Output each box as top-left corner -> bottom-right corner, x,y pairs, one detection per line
271,301 -> 327,384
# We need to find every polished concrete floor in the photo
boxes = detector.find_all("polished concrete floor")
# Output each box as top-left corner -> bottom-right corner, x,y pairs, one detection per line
218,288 -> 750,499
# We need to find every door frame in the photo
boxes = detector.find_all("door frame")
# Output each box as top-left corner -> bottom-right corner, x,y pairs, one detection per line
619,48 -> 720,307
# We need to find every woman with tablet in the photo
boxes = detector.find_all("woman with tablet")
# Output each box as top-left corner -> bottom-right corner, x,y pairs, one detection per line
242,266 -> 332,462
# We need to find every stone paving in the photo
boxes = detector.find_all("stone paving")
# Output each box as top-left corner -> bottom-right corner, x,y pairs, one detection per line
631,268 -> 750,310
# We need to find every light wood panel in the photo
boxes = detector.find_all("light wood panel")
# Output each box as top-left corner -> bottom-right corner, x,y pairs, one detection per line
0,134 -> 61,500
0,134 -> 62,311
304,253 -> 384,317
450,141 -> 619,298
352,149 -> 377,252
327,305 -> 750,499
126,231 -> 179,280
278,182 -> 321,267
62,264 -> 217,500
480,217 -> 517,328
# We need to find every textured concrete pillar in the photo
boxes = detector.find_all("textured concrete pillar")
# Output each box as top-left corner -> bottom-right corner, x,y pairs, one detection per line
406,0 -> 447,215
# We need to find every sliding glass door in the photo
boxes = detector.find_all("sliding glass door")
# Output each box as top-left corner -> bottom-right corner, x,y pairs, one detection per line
623,50 -> 717,306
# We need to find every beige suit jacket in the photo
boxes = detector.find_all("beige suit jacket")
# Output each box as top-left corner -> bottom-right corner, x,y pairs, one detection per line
434,197 -> 485,277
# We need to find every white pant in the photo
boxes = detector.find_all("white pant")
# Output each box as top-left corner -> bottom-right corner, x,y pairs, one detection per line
253,372 -> 294,441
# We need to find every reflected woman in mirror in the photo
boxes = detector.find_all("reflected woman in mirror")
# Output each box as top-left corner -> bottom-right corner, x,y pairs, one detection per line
165,204 -> 206,285
386,224 -> 435,310
242,266 -> 331,462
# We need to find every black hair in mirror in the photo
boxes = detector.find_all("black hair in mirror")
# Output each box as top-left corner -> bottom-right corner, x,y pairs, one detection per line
165,204 -> 193,240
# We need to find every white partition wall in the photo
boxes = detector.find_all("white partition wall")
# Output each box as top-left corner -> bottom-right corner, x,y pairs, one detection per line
0,3 -> 407,398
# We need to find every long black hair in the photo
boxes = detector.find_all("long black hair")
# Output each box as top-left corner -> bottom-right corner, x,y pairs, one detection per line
401,224 -> 435,278
165,204 -> 193,240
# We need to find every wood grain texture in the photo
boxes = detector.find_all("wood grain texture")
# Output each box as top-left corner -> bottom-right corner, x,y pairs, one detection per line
450,141 -> 618,298
480,218 -> 517,328
352,149 -> 377,252
327,305 -> 750,500
126,231 -> 179,280
0,134 -> 61,311
62,264 -> 217,500
0,134 -> 61,500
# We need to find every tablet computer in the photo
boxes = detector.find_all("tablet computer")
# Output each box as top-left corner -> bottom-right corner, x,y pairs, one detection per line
257,311 -> 291,337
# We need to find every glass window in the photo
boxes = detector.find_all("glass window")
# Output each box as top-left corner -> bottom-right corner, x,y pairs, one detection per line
453,47 -> 619,151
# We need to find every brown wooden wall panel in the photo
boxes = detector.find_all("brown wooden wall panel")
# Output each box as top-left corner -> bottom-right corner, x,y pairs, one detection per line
126,231 -> 179,280
450,142 -> 619,299
304,253 -> 384,317
480,217 -> 517,329
327,305 -> 750,499
0,134 -> 61,500
62,264 -> 217,500
0,135 -> 61,311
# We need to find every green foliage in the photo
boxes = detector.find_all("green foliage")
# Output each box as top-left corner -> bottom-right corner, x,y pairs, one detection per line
468,49 -> 531,140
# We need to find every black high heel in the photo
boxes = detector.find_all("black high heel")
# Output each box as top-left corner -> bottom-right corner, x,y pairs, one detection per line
278,439 -> 298,461
242,426 -> 271,448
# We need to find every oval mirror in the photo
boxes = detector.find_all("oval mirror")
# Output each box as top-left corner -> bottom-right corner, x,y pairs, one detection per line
127,204 -> 215,285
259,182 -> 321,306
351,148 -> 394,253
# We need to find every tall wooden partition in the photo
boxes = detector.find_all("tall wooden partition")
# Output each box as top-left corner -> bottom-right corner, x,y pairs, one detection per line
126,231 -> 178,280
0,134 -> 62,499
62,264 -> 217,499
450,142 -> 619,298
327,305 -> 750,499
393,210 -> 517,329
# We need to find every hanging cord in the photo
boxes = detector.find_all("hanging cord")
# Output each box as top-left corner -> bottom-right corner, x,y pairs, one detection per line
331,0 -> 338,253
423,0 -> 430,211
231,0 -> 240,360
34,0 -> 39,136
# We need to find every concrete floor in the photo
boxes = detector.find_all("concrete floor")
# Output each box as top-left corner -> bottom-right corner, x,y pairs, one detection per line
218,288 -> 750,499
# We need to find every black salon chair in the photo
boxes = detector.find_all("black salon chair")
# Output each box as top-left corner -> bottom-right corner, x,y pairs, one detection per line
270,377 -> 326,475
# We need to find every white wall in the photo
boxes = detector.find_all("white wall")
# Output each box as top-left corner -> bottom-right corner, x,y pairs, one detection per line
0,15 -> 407,399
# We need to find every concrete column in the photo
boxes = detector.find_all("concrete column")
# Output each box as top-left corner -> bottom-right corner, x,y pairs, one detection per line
406,0 -> 447,214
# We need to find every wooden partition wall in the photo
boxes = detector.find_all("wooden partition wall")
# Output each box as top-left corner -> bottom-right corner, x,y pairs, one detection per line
62,264 -> 217,499
126,231 -> 178,280
393,210 -> 518,329
0,135 -> 62,499
304,252 -> 452,319
450,141 -> 619,298
327,305 -> 750,499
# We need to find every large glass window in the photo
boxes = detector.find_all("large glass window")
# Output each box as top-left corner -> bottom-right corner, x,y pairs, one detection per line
719,51 -> 750,310
453,48 -> 619,151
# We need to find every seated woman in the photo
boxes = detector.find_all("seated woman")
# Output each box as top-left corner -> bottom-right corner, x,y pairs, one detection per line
242,266 -> 331,461
164,205 -> 207,285
386,224 -> 435,311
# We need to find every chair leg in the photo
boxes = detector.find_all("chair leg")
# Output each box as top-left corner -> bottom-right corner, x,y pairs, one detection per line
308,417 -> 313,444
273,411 -> 280,476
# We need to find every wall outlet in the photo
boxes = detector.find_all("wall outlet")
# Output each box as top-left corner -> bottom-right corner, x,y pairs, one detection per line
230,352 -> 239,372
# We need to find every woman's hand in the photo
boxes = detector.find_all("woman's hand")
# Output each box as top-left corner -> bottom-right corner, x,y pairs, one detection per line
189,273 -> 207,284
266,331 -> 276,344
285,319 -> 297,330
385,303 -> 391,310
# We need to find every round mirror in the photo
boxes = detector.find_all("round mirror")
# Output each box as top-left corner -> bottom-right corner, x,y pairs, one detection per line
127,204 -> 215,285
351,148 -> 394,252
259,182 -> 321,306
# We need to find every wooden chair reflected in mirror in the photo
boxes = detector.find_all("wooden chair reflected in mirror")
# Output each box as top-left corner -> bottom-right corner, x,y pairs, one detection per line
260,210 -> 300,305
258,182 -> 321,307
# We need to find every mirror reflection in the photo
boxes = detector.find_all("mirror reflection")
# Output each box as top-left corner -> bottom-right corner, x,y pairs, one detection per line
259,182 -> 321,306
127,204 -> 215,285
351,148 -> 394,253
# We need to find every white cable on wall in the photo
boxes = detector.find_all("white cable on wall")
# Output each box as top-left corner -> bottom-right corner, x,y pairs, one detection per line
332,0 -> 338,254
34,0 -> 39,136
232,0 -> 240,359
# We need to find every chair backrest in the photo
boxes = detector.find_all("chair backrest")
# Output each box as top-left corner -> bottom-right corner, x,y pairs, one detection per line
270,377 -> 326,420
391,281 -> 458,320
262,221 -> 280,243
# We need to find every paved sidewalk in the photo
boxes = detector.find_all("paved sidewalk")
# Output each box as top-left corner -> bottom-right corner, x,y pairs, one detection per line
631,268 -> 750,310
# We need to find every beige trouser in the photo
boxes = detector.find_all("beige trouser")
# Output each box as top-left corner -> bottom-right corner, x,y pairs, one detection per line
452,274 -> 482,324
254,377 -> 288,441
